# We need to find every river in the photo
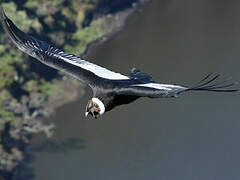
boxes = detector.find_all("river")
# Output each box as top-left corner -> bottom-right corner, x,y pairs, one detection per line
23,0 -> 240,179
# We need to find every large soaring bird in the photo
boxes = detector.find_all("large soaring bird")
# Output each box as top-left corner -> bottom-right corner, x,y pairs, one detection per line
1,8 -> 238,118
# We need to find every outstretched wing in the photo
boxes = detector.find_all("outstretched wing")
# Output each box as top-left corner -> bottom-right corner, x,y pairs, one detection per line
1,8 -> 129,89
117,83 -> 187,98
116,73 -> 238,98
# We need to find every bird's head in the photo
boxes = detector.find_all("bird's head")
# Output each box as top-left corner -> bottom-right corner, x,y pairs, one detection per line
85,98 -> 105,118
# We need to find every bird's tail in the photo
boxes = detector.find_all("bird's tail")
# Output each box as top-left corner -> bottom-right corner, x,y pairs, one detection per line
185,73 -> 238,93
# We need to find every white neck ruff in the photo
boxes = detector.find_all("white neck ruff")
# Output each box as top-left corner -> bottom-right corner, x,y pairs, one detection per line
92,97 -> 105,115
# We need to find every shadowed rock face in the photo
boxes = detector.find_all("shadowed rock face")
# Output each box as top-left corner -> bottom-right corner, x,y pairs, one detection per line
83,0 -> 140,27
97,0 -> 138,13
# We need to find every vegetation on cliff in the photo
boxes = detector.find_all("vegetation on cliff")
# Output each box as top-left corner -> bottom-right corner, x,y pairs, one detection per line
0,0 -> 139,176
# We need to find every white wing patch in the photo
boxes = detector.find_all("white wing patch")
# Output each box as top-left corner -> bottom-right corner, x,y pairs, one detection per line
55,52 -> 129,80
131,83 -> 184,90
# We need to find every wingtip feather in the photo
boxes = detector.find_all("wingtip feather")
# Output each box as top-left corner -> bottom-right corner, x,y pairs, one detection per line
0,6 -> 8,24
0,6 -> 5,20
188,73 -> 239,93
0,7 -> 25,46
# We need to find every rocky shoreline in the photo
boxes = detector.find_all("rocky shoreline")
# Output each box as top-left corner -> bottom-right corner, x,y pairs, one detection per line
0,0 -> 150,179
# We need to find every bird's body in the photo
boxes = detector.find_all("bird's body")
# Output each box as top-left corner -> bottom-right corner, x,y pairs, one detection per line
1,7 -> 237,118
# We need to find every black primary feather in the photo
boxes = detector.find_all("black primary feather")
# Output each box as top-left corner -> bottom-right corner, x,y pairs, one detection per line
186,73 -> 239,92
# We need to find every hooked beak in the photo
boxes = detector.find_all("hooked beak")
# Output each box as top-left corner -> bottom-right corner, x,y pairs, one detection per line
85,111 -> 99,119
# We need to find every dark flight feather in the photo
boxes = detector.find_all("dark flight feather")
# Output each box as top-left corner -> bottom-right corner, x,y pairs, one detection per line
187,73 -> 238,92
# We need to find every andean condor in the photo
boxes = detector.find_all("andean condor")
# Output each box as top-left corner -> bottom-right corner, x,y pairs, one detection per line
1,7 -> 238,118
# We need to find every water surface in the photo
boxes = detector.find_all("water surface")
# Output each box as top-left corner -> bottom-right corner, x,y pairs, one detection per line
27,1 -> 240,180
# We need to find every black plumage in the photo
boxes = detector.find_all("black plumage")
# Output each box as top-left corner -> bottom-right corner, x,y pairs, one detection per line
1,7 -> 238,118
